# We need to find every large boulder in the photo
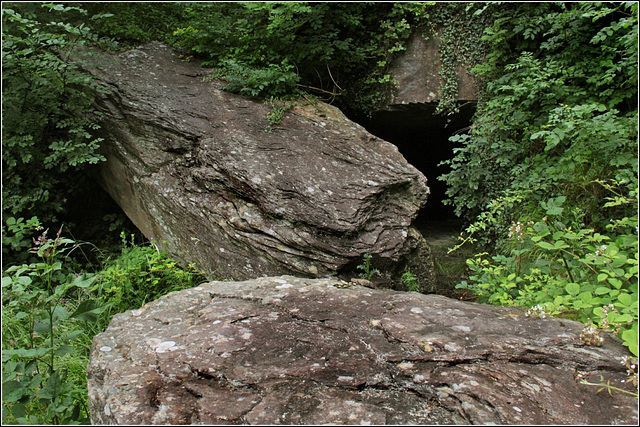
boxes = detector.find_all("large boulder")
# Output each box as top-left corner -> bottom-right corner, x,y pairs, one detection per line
88,276 -> 638,425
86,42 -> 433,286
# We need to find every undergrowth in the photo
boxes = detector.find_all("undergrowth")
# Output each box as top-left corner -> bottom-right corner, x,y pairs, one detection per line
1,222 -> 207,424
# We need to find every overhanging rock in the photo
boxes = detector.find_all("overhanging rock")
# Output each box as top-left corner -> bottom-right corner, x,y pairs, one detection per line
387,28 -> 479,108
87,276 -> 638,425
85,42 -> 434,286
366,27 -> 479,137
354,28 -> 481,225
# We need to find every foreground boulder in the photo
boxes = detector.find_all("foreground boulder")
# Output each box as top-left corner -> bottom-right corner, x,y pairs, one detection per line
85,42 -> 433,286
88,276 -> 638,425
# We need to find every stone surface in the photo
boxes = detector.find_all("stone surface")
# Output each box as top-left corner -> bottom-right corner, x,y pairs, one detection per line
88,276 -> 638,425
387,28 -> 479,107
85,42 -> 433,286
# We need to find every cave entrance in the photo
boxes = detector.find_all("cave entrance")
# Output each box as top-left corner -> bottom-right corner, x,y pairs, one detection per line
350,102 -> 475,234
61,175 -> 141,258
348,102 -> 476,297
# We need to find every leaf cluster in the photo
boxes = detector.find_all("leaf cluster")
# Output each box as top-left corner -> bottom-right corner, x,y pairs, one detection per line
2,3 -> 114,222
457,190 -> 638,356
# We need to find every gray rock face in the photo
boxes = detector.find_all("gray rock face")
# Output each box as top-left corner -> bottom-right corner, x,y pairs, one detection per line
88,276 -> 638,425
387,29 -> 478,107
87,42 -> 433,285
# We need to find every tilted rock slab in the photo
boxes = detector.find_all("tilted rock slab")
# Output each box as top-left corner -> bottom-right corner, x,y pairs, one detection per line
88,277 -> 638,425
86,42 -> 433,284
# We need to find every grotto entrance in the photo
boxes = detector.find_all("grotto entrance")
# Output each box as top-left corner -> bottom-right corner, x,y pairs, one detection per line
349,102 -> 477,297
351,102 -> 475,229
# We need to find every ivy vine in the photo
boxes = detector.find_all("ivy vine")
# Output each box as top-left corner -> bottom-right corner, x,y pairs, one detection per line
349,3 -> 493,117
416,3 -> 494,116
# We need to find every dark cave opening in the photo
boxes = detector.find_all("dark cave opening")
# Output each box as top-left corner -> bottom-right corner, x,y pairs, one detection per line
61,175 -> 141,256
348,102 -> 476,232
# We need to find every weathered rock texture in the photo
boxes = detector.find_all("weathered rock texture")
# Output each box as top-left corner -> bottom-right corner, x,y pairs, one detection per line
387,28 -> 478,107
88,276 -> 638,425
86,42 -> 433,286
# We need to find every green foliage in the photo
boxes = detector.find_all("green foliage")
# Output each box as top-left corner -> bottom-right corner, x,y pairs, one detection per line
418,3 -> 493,116
457,189 -> 638,356
207,60 -> 300,99
171,2 -> 486,113
92,232 -> 207,326
440,2 -> 638,227
2,3 -> 113,222
264,97 -> 297,133
2,216 -> 42,265
2,228 -> 208,424
401,269 -> 419,292
441,3 -> 638,359
173,2 -> 387,73
357,253 -> 380,282
2,227 -> 99,424
79,2 -> 186,46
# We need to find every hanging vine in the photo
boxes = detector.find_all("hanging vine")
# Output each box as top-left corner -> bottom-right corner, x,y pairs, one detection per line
416,3 -> 495,116
349,2 -> 495,117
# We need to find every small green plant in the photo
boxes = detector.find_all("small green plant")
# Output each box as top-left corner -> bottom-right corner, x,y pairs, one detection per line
264,97 -> 296,132
580,376 -> 638,399
357,253 -> 381,281
401,269 -> 419,292
579,355 -> 638,399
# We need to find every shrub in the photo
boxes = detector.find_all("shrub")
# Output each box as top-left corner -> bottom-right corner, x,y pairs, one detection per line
2,229 -> 209,424
457,189 -> 638,356
171,2 -> 486,113
208,60 -> 300,99
440,2 -> 638,230
80,2 -> 185,46
92,233 -> 207,329
2,227 -> 100,424
2,3 -> 113,222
